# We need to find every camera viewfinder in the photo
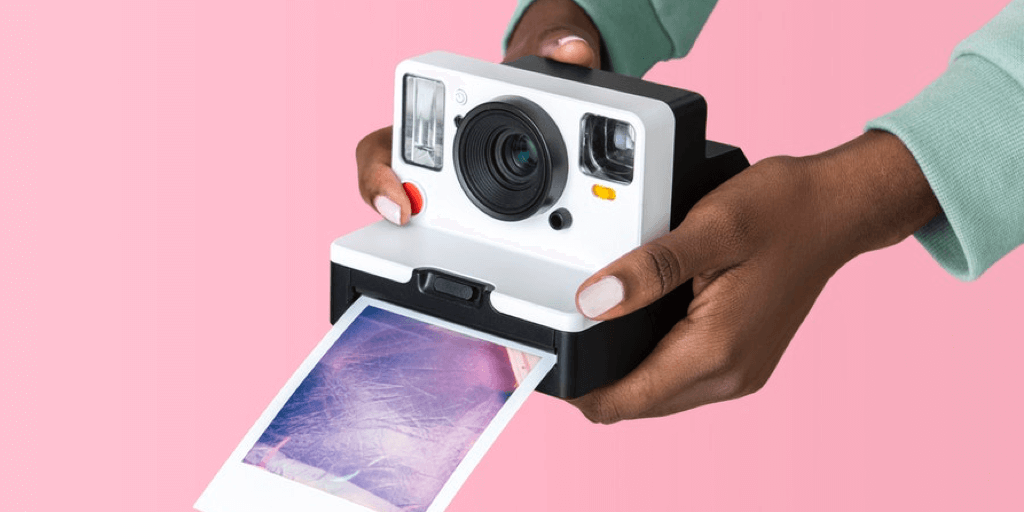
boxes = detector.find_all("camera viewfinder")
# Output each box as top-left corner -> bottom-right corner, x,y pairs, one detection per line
581,114 -> 635,184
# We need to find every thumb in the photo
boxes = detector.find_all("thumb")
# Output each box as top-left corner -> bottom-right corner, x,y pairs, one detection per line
540,34 -> 599,69
575,211 -> 741,320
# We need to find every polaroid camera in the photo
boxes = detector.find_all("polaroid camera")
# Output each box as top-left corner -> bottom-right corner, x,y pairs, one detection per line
331,52 -> 748,398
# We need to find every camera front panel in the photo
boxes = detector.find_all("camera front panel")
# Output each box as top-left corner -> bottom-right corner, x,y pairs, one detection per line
391,52 -> 676,273
452,96 -> 568,222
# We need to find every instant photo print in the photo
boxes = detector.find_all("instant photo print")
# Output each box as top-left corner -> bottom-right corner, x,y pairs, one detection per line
197,297 -> 556,512
332,52 -> 749,399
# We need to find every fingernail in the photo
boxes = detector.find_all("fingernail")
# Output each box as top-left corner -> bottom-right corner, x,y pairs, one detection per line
578,276 -> 624,318
557,35 -> 587,47
373,195 -> 401,225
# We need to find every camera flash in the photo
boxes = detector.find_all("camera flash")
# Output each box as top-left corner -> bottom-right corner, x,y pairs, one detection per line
403,74 -> 445,170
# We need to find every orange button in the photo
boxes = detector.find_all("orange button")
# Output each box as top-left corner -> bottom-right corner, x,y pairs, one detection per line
403,182 -> 424,215
592,184 -> 616,201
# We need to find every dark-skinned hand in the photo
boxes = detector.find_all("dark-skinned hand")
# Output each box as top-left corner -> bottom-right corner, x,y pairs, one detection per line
570,131 -> 940,423
353,0 -> 942,425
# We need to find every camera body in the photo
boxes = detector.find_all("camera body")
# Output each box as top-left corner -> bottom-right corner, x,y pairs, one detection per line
331,52 -> 748,398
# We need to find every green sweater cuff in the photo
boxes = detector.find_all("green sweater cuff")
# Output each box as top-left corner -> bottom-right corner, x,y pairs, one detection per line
866,55 -> 1024,281
503,0 -> 676,77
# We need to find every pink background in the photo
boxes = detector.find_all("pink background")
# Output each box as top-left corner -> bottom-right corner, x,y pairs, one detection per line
1,0 -> 1021,510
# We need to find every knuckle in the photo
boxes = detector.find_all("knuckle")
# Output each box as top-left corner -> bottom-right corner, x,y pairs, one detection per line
692,199 -> 756,255
586,393 -> 625,424
355,133 -> 369,155
356,127 -> 391,168
581,388 -> 644,425
702,341 -> 742,376
713,370 -> 750,401
711,202 -> 754,245
745,374 -> 769,395
637,240 -> 685,297
758,155 -> 797,172
355,132 -> 377,161
713,367 -> 766,401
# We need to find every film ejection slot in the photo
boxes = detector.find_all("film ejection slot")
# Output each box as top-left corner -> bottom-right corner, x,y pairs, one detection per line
418,270 -> 486,304
434,278 -> 474,300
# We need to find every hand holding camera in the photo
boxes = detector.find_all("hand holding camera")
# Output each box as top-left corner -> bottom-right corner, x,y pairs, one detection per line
348,0 -> 940,424
570,131 -> 940,423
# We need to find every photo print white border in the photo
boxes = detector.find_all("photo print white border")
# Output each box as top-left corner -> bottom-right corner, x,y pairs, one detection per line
195,296 -> 556,512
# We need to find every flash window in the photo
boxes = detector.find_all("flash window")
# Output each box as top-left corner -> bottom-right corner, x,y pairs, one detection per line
402,74 -> 445,170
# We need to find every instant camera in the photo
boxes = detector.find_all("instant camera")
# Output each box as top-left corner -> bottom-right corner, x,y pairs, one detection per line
331,52 -> 748,399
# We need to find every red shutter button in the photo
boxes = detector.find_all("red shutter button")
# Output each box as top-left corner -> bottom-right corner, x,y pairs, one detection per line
402,182 -> 424,215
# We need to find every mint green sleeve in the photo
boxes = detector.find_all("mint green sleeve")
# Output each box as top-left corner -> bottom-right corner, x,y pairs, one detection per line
503,0 -> 719,77
866,1 -> 1024,281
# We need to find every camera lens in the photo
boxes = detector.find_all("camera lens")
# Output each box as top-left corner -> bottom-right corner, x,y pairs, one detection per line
504,134 -> 539,173
454,98 -> 566,221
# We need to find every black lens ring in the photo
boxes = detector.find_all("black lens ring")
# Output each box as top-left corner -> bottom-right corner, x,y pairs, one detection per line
453,97 -> 567,221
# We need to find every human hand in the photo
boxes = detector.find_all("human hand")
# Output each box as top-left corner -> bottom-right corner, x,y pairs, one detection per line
356,0 -> 602,225
570,131 -> 942,423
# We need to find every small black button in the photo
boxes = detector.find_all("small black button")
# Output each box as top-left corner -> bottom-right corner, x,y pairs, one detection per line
549,208 -> 572,230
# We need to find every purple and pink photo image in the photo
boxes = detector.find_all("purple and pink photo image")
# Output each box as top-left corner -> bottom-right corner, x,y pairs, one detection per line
242,306 -> 541,512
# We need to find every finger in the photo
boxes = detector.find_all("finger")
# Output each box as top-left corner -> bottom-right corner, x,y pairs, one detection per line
356,126 -> 411,225
505,26 -> 600,70
575,203 -> 748,320
540,34 -> 598,69
570,271 -> 750,424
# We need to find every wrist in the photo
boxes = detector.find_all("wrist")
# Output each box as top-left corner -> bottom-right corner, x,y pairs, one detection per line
806,130 -> 942,260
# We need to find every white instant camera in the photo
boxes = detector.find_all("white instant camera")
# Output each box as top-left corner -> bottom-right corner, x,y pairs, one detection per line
331,52 -> 748,398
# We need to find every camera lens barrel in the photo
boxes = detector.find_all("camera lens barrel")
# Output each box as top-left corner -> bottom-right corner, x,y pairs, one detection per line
453,97 -> 567,221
